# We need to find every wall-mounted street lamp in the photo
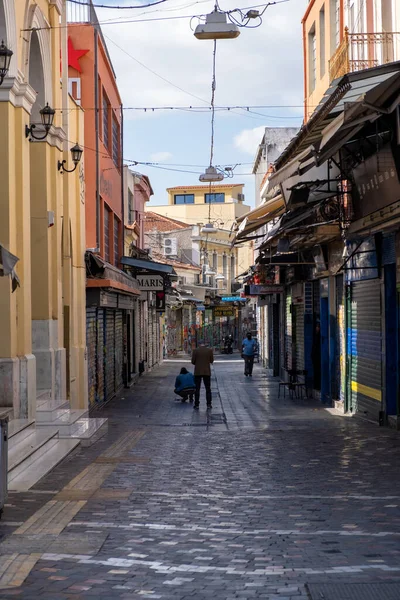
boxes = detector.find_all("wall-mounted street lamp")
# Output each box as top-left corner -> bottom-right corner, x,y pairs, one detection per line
25,103 -> 55,140
58,143 -> 83,174
0,41 -> 13,85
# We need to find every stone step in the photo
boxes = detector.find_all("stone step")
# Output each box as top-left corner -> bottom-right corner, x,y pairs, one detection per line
36,399 -> 71,421
8,428 -> 60,481
8,419 -> 36,447
8,438 -> 80,492
67,418 -> 108,447
36,389 -> 52,403
36,409 -> 89,434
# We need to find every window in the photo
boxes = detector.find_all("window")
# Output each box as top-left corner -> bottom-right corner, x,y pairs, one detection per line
230,255 -> 235,280
114,216 -> 119,266
128,190 -> 134,224
308,23 -> 317,93
174,194 -> 195,205
223,254 -> 227,280
103,92 -> 109,149
205,193 -> 225,203
319,6 -> 326,77
112,115 -> 119,166
104,207 -> 110,263
330,0 -> 340,54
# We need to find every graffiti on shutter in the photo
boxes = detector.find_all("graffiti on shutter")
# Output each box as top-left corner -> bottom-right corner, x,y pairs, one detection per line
86,308 -> 97,407
115,310 -> 124,390
105,309 -> 115,401
349,279 -> 382,421
97,309 -> 105,403
295,304 -> 305,371
285,293 -> 292,370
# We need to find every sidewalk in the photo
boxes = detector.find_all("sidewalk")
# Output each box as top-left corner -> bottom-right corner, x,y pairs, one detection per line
0,357 -> 399,599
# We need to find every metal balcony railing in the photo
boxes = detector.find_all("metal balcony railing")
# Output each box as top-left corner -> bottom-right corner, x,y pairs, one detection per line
329,28 -> 400,82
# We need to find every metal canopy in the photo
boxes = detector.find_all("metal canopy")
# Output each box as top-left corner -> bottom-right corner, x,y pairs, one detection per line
121,256 -> 174,274
272,62 -> 400,175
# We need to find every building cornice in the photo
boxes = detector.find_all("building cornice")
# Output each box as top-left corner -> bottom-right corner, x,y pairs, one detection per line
49,0 -> 63,15
0,75 -> 37,113
29,126 -> 66,151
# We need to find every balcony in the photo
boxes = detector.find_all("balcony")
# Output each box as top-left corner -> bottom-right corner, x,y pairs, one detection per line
329,28 -> 400,82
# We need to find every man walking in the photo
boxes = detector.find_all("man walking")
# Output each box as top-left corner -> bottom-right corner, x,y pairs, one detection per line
191,341 -> 214,409
242,332 -> 257,377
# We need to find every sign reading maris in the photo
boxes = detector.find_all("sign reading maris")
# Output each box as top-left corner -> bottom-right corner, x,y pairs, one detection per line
137,275 -> 164,291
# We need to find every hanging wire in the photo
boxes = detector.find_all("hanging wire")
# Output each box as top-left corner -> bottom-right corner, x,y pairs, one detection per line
209,38 -> 217,167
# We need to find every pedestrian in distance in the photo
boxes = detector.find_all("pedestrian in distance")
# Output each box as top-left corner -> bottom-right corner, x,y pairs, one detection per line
191,341 -> 214,410
174,367 -> 196,403
242,332 -> 257,377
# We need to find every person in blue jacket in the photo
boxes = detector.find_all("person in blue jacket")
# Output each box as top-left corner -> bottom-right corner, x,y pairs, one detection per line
174,367 -> 196,402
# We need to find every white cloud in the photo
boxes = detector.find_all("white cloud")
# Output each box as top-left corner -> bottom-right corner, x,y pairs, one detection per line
233,126 -> 265,156
150,151 -> 173,162
97,0 -> 308,113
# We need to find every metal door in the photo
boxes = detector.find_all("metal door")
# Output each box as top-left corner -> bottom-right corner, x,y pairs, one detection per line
294,303 -> 305,372
86,308 -> 97,407
104,309 -> 115,401
285,291 -> 292,370
115,310 -> 124,390
349,279 -> 382,420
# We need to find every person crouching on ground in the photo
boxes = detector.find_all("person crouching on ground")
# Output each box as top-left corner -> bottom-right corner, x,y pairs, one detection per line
191,341 -> 214,410
242,332 -> 257,377
174,367 -> 196,403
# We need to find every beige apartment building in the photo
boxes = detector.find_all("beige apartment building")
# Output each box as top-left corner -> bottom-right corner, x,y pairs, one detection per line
146,184 -> 253,294
303,0 -> 400,120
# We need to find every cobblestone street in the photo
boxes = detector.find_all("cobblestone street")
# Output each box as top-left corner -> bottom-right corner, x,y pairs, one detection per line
1,356 -> 400,599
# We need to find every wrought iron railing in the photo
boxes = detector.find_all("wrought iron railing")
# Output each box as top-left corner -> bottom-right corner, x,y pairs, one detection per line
329,28 -> 400,82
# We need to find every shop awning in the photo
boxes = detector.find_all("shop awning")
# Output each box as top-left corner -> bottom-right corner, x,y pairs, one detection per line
232,195 -> 285,244
269,62 -> 400,189
181,296 -> 204,303
121,256 -> 174,274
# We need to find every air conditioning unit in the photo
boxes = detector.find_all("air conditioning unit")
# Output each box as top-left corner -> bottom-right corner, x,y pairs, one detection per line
237,193 -> 245,202
163,237 -> 177,256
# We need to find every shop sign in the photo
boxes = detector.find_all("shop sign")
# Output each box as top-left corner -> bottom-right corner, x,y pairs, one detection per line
196,304 -> 206,311
221,296 -> 246,302
248,284 -> 283,295
214,306 -> 235,317
353,144 -> 400,219
137,275 -> 164,291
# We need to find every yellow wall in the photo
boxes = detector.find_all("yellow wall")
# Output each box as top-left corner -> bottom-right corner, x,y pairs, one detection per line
0,0 -> 87,415
303,0 -> 342,120
167,184 -> 245,205
149,184 -> 249,231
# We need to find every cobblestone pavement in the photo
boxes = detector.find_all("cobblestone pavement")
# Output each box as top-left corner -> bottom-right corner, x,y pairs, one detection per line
1,356 -> 400,599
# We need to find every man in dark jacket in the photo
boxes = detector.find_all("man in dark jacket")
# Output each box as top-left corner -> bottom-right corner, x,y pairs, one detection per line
191,342 -> 214,409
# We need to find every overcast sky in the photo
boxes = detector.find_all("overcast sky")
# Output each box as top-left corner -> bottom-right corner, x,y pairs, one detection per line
95,0 -> 308,208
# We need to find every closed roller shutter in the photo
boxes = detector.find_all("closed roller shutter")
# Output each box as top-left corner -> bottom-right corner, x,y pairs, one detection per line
115,310 -> 124,390
104,309 -> 115,401
97,309 -> 105,403
86,308 -> 97,407
336,275 -> 345,401
295,303 -> 305,371
285,292 -> 292,370
350,279 -> 382,421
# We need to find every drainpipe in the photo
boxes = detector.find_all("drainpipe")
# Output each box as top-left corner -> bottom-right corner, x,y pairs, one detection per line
302,19 -> 307,123
120,102 -> 124,261
94,27 -> 100,251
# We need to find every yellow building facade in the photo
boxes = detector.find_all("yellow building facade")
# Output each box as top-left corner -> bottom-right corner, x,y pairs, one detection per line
147,183 -> 252,294
0,0 -> 87,419
151,184 -> 249,227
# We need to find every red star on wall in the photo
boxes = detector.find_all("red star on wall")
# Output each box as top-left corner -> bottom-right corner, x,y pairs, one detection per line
68,37 -> 89,73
